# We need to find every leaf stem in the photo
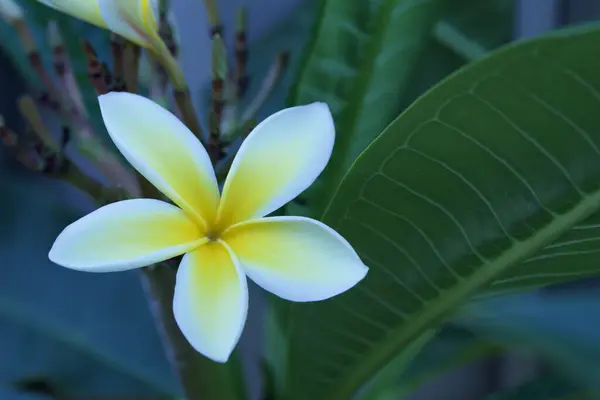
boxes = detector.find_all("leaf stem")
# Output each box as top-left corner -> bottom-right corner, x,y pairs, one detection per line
433,21 -> 488,61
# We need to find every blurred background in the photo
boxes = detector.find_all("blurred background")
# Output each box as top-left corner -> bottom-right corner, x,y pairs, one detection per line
1,0 -> 600,399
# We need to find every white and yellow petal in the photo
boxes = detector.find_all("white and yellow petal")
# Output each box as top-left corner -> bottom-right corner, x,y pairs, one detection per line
0,0 -> 24,22
216,103 -> 335,229
99,92 -> 219,231
49,199 -> 204,272
99,0 -> 160,47
222,217 -> 368,302
173,241 -> 248,363
35,0 -> 106,29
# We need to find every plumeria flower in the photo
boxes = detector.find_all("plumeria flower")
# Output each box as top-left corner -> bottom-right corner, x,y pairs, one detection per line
36,0 -> 160,49
49,92 -> 368,362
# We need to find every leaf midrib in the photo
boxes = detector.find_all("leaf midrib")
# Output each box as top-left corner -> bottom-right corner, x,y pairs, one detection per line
327,187 -> 600,400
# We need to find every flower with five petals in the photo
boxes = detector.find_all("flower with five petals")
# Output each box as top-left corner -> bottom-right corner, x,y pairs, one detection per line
49,92 -> 369,362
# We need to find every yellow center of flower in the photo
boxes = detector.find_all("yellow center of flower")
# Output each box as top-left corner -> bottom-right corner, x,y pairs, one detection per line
205,230 -> 221,242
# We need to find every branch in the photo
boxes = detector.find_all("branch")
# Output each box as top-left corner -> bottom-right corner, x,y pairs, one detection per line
48,21 -> 87,116
203,0 -> 222,37
123,42 -> 142,93
83,40 -> 109,95
208,34 -> 227,163
109,33 -> 127,92
238,51 -> 289,133
234,8 -> 249,99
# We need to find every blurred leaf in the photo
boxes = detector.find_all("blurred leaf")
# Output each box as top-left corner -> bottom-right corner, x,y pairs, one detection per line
0,386 -> 52,400
455,289 -> 600,390
12,378 -> 60,399
284,23 -> 600,400
286,0 -> 445,218
358,327 -> 500,400
396,39 -> 465,112
383,329 -> 499,399
0,171 -> 181,397
357,329 -> 436,400
401,0 -> 515,112
482,373 -> 598,400
261,297 -> 289,400
438,0 -> 514,55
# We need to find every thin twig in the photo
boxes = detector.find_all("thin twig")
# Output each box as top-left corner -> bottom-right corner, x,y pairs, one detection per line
159,6 -> 178,58
48,21 -> 87,116
235,8 -> 249,99
123,42 -> 141,93
148,4 -> 176,109
0,115 -> 41,170
109,33 -> 127,92
216,119 -> 256,181
203,0 -> 222,37
208,34 -> 227,163
173,89 -> 203,139
82,40 -> 109,95
0,115 -> 18,148
17,95 -> 60,153
235,51 -> 289,136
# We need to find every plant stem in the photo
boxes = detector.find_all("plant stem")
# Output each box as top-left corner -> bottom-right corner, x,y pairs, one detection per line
209,34 -> 227,163
173,88 -> 203,139
240,52 -> 289,126
235,8 -> 249,99
123,43 -> 142,93
139,265 -> 240,400
433,21 -> 488,61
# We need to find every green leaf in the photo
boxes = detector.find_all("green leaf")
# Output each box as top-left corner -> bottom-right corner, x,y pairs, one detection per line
455,288 -> 600,390
284,23 -> 600,399
286,0 -> 445,218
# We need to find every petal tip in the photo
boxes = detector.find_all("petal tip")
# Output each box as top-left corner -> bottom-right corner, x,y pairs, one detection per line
326,262 -> 369,300
47,242 -> 60,265
205,349 -> 233,364
47,227 -> 70,268
173,303 -> 239,364
98,90 -> 139,106
306,101 -> 333,122
356,263 -> 369,284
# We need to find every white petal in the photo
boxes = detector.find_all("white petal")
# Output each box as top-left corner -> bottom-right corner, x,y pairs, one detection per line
0,0 -> 23,21
98,0 -> 158,46
49,199 -> 203,272
99,92 -> 219,230
216,103 -> 334,229
173,241 -> 248,362
36,0 -> 106,28
222,216 -> 368,302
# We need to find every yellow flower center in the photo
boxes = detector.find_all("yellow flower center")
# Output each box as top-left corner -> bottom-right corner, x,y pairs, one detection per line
205,230 -> 221,242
